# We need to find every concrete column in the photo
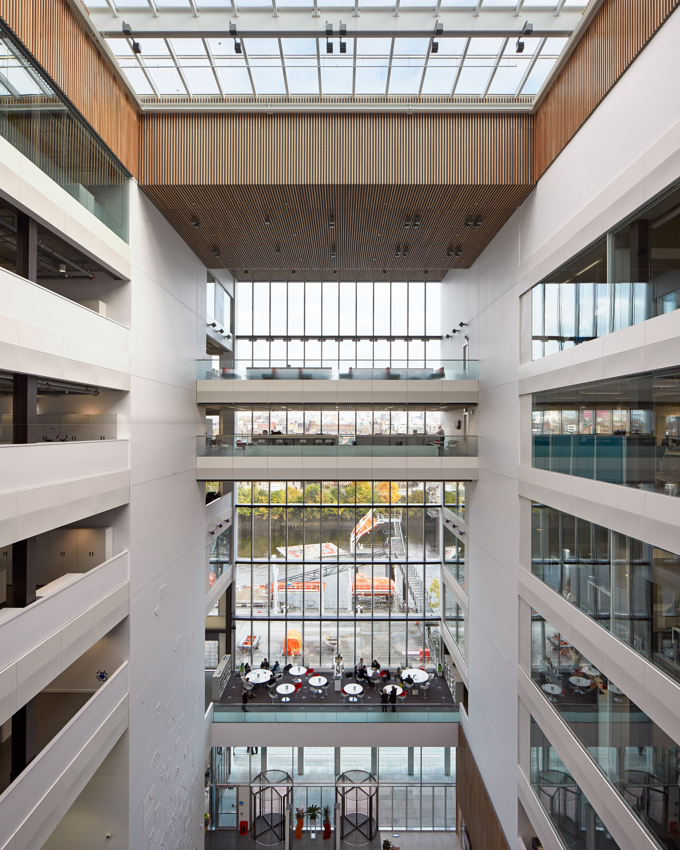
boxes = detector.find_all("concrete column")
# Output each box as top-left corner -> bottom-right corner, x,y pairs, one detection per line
12,374 -> 37,444
9,700 -> 36,781
298,747 -> 304,776
12,537 -> 36,608
370,747 -> 378,777
16,211 -> 37,283
261,747 -> 267,773
444,747 -> 451,776
334,747 -> 341,776
407,747 -> 414,776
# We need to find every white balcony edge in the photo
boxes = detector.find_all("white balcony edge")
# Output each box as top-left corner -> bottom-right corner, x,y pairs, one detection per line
0,551 -> 130,727
0,662 -> 129,850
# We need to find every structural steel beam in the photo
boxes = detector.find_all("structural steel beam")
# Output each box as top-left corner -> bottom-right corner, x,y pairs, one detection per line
91,8 -> 580,39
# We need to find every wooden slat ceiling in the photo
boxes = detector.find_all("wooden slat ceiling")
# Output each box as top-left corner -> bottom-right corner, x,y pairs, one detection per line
140,112 -> 534,280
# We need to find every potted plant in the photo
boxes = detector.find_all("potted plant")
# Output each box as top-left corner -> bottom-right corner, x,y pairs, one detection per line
322,804 -> 332,839
382,840 -> 393,850
295,807 -> 305,839
204,812 -> 210,835
306,804 -> 321,838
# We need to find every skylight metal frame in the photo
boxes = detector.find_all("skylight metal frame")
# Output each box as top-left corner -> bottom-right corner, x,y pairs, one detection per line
78,0 -> 596,111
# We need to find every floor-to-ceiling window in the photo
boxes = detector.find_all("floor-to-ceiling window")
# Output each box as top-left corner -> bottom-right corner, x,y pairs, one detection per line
235,280 -> 441,370
234,480 -> 446,667
210,746 -> 457,831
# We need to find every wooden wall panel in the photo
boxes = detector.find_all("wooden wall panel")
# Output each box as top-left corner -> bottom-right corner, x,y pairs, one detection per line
139,112 -> 534,188
0,0 -> 139,177
535,0 -> 680,179
457,726 -> 512,850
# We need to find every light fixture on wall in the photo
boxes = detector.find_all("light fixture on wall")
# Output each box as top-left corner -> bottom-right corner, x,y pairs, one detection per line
230,22 -> 242,54
459,322 -> 467,327
326,22 -> 333,53
339,23 -> 347,53
431,21 -> 443,54
516,20 -> 533,53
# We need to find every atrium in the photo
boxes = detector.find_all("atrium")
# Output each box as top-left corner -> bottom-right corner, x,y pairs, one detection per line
0,2 -> 679,850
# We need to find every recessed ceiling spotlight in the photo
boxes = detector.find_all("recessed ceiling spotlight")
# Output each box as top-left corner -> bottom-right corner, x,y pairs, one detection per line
275,245 -> 281,254
212,246 -> 220,257
395,246 -> 402,257
464,217 -> 474,228
404,217 -> 411,229
190,216 -> 200,228
474,216 -> 483,228
329,215 -> 335,229
264,216 -> 271,225
402,246 -> 409,257
413,215 -> 420,229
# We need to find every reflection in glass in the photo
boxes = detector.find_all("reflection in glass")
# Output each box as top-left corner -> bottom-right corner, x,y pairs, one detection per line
531,502 -> 680,685
530,719 -> 623,850
532,366 -> 680,497
531,615 -> 680,849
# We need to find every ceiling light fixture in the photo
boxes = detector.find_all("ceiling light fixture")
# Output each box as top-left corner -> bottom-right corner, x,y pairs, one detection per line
190,216 -> 200,228
464,217 -> 474,227
431,21 -> 443,54
395,246 -> 401,257
329,215 -> 335,229
212,247 -> 220,257
230,22 -> 242,54
331,246 -> 337,258
413,215 -> 420,229
264,216 -> 271,225
402,246 -> 409,257
339,23 -> 347,53
474,216 -> 483,228
326,22 -> 333,53
275,245 -> 281,254
516,20 -> 533,53
404,217 -> 411,229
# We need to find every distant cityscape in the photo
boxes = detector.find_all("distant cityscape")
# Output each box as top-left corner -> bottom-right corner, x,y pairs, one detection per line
234,410 -> 442,436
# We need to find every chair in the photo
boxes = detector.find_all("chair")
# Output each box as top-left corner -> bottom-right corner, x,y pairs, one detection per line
314,438 -> 323,445
293,682 -> 303,695
268,691 -> 279,705
299,439 -> 307,446
275,439 -> 283,445
419,683 -> 431,700
324,439 -> 334,446
305,668 -> 315,678
397,693 -> 406,706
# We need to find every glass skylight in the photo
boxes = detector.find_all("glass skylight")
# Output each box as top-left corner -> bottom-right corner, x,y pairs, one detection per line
90,0 -> 589,105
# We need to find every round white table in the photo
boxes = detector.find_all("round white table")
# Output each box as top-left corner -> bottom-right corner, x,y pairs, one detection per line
345,683 -> 364,702
402,668 -> 428,684
246,669 -> 272,685
569,676 -> 591,688
542,683 -> 561,696
382,684 -> 404,696
309,676 -> 328,688
277,683 -> 295,702
609,684 -> 623,695
289,665 -> 307,680
581,666 -> 599,677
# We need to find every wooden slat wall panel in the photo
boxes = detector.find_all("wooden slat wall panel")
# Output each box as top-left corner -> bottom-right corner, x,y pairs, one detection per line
457,727 -> 512,850
535,0 -> 680,179
139,112 -> 534,187
0,0 -> 139,177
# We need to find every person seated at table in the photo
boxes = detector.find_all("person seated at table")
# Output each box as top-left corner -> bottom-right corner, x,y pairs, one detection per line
371,659 -> 381,670
403,674 -> 414,688
357,665 -> 368,681
244,663 -> 251,675
368,669 -> 380,688
270,661 -> 280,674
355,658 -> 365,678
260,658 -> 270,669
395,666 -> 403,682
381,669 -> 391,682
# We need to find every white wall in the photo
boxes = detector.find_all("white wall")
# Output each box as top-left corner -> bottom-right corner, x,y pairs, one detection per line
123,183 -> 207,850
440,6 -> 680,846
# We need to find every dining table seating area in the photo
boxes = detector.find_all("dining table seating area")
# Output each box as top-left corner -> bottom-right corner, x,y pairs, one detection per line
217,663 -> 455,709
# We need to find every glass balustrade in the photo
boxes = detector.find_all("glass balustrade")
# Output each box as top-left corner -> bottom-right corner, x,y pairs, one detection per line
213,704 -> 459,722
197,359 -> 478,381
198,435 -> 478,459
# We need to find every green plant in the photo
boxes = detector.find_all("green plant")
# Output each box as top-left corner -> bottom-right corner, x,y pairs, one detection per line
322,804 -> 332,822
382,840 -> 393,850
306,804 -> 321,822
296,807 -> 306,820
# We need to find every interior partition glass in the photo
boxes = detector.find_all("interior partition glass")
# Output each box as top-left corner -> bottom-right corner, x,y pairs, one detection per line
442,586 -> 465,659
531,613 -> 680,850
532,366 -> 680,498
530,718 -> 624,850
209,524 -> 232,589
0,27 -> 129,241
531,502 -> 680,686
234,480 -> 444,668
530,182 -> 680,360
